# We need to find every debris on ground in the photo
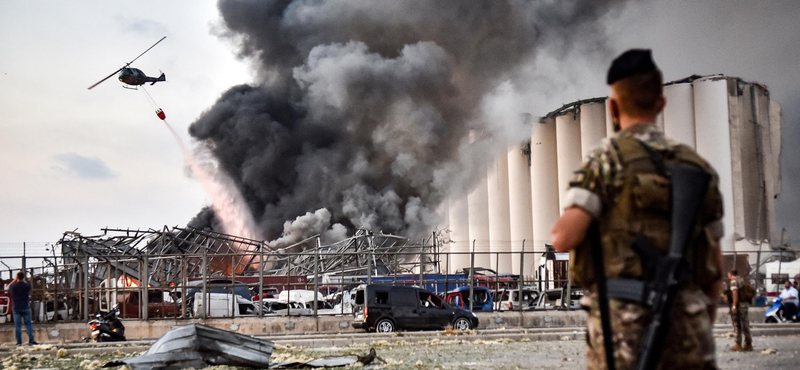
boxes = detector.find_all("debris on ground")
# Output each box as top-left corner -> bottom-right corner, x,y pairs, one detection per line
761,348 -> 777,355
105,324 -> 273,370
104,323 -> 383,370
56,348 -> 69,358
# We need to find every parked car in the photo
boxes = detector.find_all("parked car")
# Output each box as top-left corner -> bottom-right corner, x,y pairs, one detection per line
0,293 -> 10,323
261,299 -> 311,316
32,300 -> 72,321
532,287 -> 583,310
252,286 -> 279,301
493,288 -> 539,311
444,286 -> 494,312
177,279 -> 253,316
193,292 -> 259,317
352,284 -> 478,333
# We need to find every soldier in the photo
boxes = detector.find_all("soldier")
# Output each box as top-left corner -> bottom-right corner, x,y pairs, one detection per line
728,269 -> 752,351
551,49 -> 724,370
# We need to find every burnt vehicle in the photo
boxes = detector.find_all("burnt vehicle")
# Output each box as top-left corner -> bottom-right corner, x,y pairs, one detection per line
352,284 -> 478,333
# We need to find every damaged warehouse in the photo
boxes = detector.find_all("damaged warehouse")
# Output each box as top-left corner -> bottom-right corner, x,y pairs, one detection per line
18,226 -> 452,321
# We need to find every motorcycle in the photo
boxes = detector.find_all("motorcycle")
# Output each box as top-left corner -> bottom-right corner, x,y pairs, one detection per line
764,296 -> 799,323
88,305 -> 126,342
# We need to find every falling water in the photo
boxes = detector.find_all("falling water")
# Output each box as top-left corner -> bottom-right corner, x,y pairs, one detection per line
163,120 -> 260,245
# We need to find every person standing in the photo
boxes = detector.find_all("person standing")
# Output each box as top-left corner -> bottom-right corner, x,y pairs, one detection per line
779,279 -> 799,322
9,271 -> 37,346
727,269 -> 752,351
551,49 -> 724,369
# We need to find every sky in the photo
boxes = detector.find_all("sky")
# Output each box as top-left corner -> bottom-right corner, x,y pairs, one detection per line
0,1 -> 797,248
0,1 -> 251,247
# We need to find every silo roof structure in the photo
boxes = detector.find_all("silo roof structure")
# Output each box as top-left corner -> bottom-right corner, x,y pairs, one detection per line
446,74 -> 782,276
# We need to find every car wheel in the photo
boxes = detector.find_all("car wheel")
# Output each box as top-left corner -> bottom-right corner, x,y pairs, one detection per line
453,317 -> 472,331
376,319 -> 395,333
765,316 -> 778,323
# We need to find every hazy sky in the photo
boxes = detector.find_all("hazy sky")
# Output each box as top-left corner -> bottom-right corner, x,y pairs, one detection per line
0,2 -> 250,243
0,1 -> 797,245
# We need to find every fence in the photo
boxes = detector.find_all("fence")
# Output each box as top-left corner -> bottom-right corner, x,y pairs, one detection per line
0,242 -> 795,323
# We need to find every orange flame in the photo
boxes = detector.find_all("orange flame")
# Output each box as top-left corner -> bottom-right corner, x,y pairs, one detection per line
117,275 -> 139,287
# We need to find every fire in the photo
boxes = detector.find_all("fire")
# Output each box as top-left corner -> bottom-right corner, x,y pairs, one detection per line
117,275 -> 139,287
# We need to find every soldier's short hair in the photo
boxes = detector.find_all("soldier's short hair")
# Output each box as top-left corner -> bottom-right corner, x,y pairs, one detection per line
15,271 -> 24,280
611,70 -> 663,117
729,269 -> 738,276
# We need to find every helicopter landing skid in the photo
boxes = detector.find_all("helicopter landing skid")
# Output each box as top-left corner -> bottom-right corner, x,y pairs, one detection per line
122,85 -> 139,90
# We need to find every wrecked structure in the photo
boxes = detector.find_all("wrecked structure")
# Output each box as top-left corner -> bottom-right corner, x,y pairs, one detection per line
43,226 -> 443,320
58,227 -> 441,286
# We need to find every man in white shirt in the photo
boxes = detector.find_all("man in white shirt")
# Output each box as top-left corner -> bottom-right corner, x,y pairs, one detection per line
780,280 -> 799,322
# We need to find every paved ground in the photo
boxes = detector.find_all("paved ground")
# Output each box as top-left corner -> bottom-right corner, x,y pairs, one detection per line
1,334 -> 798,369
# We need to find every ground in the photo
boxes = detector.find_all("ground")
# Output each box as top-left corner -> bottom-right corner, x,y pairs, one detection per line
1,336 -> 798,370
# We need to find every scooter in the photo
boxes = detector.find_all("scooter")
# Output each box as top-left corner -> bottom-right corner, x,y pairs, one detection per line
764,296 -> 799,323
88,305 -> 126,342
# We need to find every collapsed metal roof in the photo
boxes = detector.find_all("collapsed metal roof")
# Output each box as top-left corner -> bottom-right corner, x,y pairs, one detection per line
57,226 -> 442,287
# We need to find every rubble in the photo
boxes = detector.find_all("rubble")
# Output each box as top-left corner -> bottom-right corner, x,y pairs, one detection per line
104,324 -> 381,370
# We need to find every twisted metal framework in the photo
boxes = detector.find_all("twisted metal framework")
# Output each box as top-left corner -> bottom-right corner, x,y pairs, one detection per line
57,226 -> 441,287
59,227 -> 265,288
266,229 -> 442,277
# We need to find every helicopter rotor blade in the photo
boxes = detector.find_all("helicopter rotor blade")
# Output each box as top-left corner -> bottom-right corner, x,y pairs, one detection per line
127,36 -> 167,66
87,66 -> 125,90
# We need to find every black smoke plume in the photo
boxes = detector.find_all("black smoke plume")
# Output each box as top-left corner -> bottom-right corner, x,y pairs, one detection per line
188,0 -> 628,241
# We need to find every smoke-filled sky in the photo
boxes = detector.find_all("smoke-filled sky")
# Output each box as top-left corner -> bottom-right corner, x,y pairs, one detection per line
0,1 -> 797,246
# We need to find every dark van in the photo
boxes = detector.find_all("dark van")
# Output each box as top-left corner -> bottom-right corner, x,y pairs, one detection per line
352,284 -> 478,333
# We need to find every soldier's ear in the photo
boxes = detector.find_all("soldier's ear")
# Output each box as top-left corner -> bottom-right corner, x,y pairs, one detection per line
656,96 -> 666,114
608,98 -> 620,120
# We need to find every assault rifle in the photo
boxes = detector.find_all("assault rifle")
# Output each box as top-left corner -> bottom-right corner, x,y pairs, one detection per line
634,165 -> 711,370
592,164 -> 711,370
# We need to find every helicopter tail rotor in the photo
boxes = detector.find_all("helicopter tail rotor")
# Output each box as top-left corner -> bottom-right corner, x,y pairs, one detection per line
151,72 -> 166,85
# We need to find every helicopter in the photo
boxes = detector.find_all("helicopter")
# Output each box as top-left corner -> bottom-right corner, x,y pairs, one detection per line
87,36 -> 167,90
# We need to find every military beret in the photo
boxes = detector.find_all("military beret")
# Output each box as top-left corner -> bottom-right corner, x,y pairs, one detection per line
606,49 -> 659,85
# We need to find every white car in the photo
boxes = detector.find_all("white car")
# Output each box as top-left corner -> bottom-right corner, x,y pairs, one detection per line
493,289 -> 539,311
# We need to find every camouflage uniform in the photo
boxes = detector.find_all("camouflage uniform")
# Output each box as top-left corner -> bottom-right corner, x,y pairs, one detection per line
566,123 -> 724,370
729,276 -> 752,347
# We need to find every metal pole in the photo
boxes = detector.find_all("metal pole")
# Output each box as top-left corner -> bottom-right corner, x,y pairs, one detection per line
314,238 -> 320,319
755,249 -> 762,305
142,255 -> 149,320
22,242 -> 27,272
518,240 -> 525,312
287,257 -> 291,317
445,252 -> 449,293
469,240 -> 475,312
495,251 -> 500,310
778,256 -> 782,294
420,240 -> 425,290
201,249 -> 208,319
367,235 -> 373,285
230,254 -> 235,317
259,245 -> 264,318
53,259 -> 58,323
341,252 -> 345,316
83,255 -> 89,321
565,260 -> 572,311
181,256 -> 187,318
